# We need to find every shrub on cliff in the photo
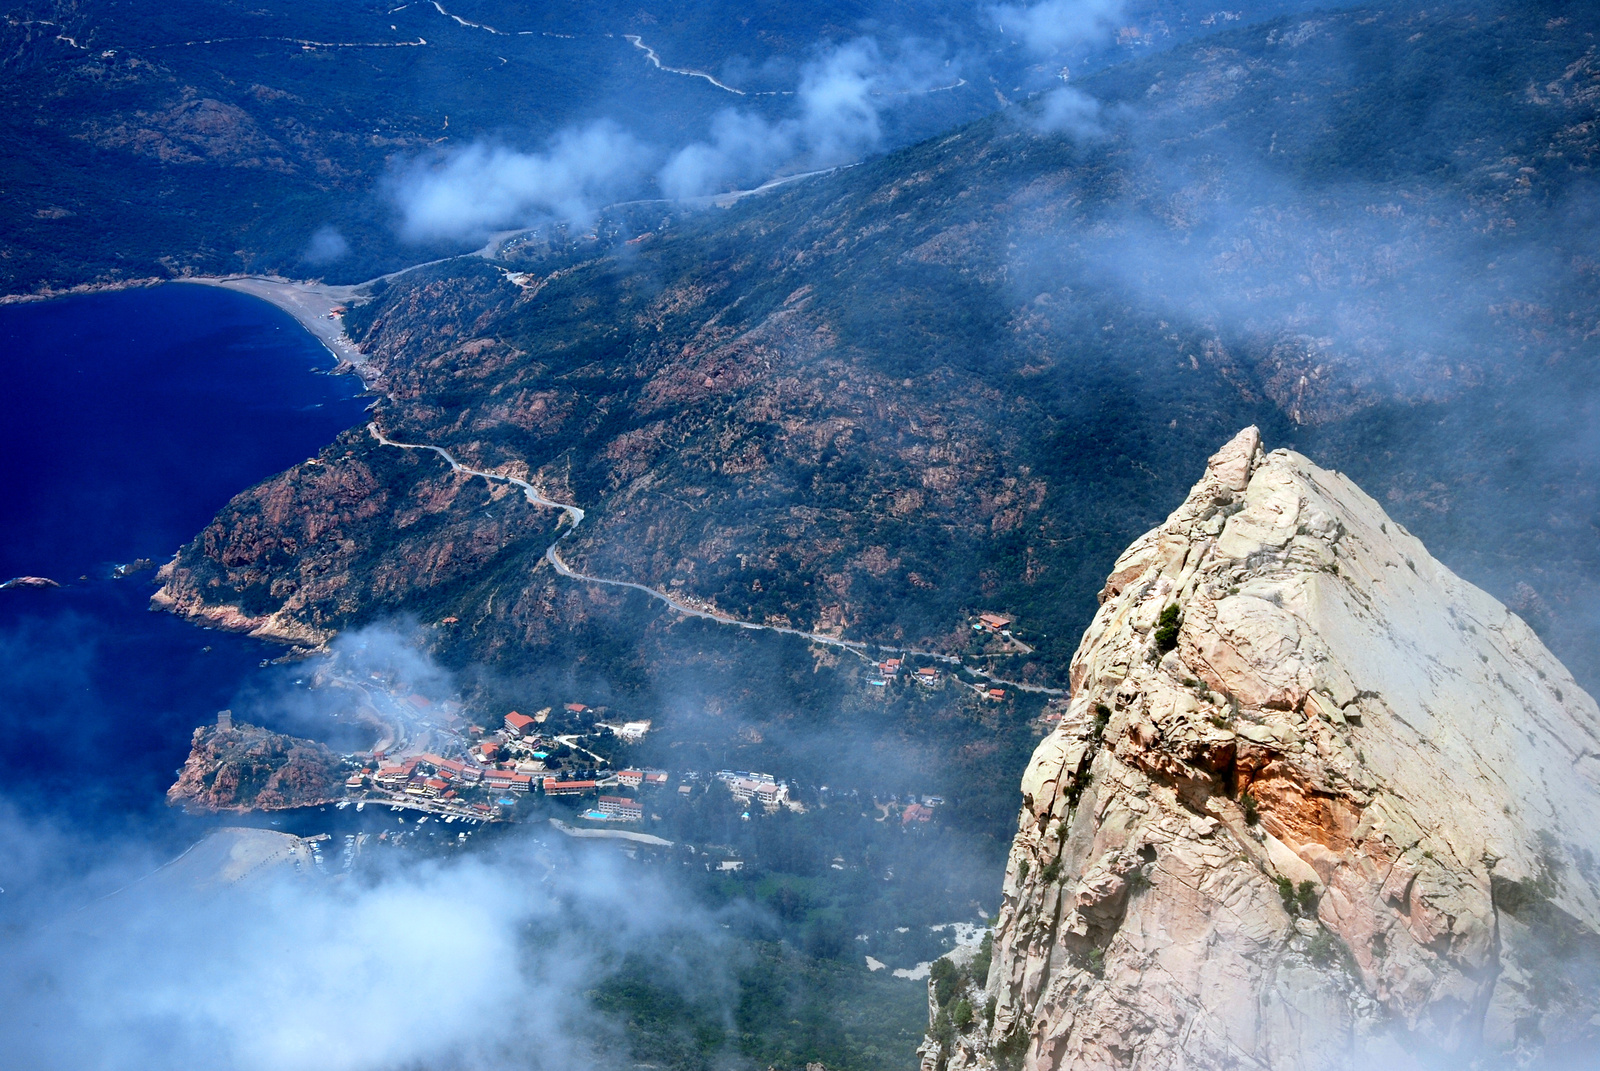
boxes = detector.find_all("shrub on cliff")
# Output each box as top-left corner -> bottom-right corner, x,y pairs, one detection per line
931,957 -> 959,1007
1154,604 -> 1181,653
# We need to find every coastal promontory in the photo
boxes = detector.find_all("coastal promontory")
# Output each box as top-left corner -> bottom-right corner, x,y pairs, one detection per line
169,717 -> 347,813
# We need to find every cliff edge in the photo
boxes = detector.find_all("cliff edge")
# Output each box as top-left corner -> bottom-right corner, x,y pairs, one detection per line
929,428 -> 1600,1070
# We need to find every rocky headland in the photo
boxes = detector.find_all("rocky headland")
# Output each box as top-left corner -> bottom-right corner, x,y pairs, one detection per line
925,428 -> 1600,1069
168,719 -> 347,813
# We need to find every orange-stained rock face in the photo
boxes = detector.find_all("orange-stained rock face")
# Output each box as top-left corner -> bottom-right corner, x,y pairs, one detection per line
928,428 -> 1600,1071
1243,765 -> 1362,855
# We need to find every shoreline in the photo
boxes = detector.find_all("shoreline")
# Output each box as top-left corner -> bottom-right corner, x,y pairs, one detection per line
0,271 -> 378,381
175,276 -> 371,373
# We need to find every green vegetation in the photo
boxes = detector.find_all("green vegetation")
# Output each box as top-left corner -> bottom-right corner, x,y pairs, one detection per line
1307,929 -> 1337,966
931,956 -> 961,1008
1154,604 -> 1182,654
593,940 -> 928,1071
927,943 -> 993,1051
1275,876 -> 1320,918
994,1026 -> 1029,1071
1240,792 -> 1260,826
971,932 -> 994,983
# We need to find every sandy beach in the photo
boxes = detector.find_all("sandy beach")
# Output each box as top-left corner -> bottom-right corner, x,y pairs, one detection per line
176,275 -> 370,371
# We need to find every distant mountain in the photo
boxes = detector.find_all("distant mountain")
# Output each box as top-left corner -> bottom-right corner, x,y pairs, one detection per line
0,0 -> 1337,291
155,0 -> 1600,703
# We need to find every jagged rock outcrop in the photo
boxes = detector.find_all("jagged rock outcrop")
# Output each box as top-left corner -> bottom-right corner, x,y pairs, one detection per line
168,721 -> 347,812
930,428 -> 1600,1070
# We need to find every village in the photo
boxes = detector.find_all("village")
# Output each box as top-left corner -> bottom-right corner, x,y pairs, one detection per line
325,698 -> 967,841
316,610 -> 1035,832
858,611 -> 1042,704
323,692 -> 828,832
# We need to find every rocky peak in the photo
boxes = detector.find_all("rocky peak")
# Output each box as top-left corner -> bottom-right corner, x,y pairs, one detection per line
931,428 -> 1600,1069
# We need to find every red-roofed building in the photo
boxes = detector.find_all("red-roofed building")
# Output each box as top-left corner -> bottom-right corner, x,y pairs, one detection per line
642,769 -> 669,785
617,769 -> 644,788
902,803 -> 933,824
542,778 -> 598,796
986,687 -> 1007,701
597,795 -> 643,821
485,770 -> 532,794
505,712 -> 536,736
564,703 -> 589,715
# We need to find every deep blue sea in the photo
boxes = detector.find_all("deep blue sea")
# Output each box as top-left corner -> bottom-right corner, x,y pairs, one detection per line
0,284 -> 370,841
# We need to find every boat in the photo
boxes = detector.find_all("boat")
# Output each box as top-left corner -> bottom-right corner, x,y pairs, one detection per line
356,801 -> 365,812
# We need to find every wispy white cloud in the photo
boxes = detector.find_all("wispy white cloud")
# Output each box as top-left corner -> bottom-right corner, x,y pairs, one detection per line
0,811 -> 725,1070
303,225 -> 350,265
392,120 -> 651,242
657,37 -> 954,201
657,107 -> 796,202
988,0 -> 1124,55
798,38 -> 885,166
1029,85 -> 1104,137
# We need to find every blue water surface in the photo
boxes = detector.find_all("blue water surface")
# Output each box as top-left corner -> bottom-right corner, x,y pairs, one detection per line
0,284 -> 370,837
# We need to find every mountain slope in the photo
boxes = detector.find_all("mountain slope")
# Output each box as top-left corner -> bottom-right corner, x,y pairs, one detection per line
937,428 -> 1600,1069
155,0 -> 1600,699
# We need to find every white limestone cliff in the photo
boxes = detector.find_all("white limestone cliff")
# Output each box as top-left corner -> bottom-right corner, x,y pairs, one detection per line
925,428 -> 1600,1070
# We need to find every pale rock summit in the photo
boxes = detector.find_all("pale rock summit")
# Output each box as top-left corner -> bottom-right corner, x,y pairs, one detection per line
925,428 -> 1600,1070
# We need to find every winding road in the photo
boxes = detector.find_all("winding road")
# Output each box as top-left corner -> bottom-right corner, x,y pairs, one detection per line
623,34 -> 746,95
367,422 -> 1064,695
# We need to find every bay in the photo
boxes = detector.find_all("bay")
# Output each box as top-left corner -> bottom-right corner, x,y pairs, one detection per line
0,284 -> 369,839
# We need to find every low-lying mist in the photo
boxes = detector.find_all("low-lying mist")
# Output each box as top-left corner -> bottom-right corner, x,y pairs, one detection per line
0,806 -> 731,1071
